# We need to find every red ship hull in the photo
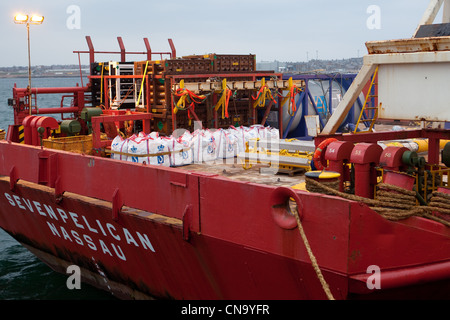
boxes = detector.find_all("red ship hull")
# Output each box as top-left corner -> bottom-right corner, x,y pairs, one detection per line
1,141 -> 449,299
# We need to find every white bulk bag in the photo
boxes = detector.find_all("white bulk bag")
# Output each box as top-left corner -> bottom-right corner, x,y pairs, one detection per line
127,136 -> 149,164
165,136 -> 193,167
111,135 -> 129,161
192,129 -> 218,163
228,126 -> 248,154
147,137 -> 170,167
214,129 -> 237,159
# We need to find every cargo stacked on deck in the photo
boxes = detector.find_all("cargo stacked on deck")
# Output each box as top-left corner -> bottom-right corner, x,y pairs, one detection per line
134,60 -> 166,111
109,62 -> 135,109
164,58 -> 213,74
90,62 -> 108,108
180,54 -> 256,72
90,61 -> 136,110
129,53 -> 272,135
212,54 -> 256,72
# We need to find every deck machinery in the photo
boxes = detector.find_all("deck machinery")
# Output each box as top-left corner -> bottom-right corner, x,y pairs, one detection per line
9,37 -> 314,172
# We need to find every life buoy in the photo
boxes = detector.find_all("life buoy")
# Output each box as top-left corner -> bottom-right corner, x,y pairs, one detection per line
312,138 -> 337,170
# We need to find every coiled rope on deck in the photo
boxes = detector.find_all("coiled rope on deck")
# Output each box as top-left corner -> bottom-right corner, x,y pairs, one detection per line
428,191 -> 450,214
304,177 -> 450,227
305,178 -> 340,195
371,183 -> 417,219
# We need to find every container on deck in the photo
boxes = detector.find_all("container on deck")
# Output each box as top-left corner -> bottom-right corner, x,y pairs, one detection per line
43,135 -> 93,154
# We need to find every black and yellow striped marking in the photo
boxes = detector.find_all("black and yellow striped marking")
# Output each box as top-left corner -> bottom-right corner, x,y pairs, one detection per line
18,125 -> 24,143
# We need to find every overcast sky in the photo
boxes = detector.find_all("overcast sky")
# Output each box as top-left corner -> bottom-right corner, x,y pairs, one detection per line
0,0 -> 442,67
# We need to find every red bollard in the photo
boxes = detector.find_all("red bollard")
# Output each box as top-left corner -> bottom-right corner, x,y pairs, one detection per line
350,143 -> 383,198
379,146 -> 409,171
30,116 -> 43,146
36,116 -> 59,140
22,115 -> 36,145
325,141 -> 354,192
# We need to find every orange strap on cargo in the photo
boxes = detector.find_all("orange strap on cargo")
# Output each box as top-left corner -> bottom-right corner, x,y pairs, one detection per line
281,77 -> 302,116
173,80 -> 207,119
252,78 -> 277,108
175,88 -> 206,107
214,79 -> 231,119
312,138 -> 337,170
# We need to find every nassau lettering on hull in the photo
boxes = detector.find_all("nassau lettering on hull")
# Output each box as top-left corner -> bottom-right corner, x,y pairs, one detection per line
3,192 -> 155,261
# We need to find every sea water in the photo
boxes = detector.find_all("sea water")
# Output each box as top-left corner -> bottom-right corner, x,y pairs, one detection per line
0,77 -> 115,300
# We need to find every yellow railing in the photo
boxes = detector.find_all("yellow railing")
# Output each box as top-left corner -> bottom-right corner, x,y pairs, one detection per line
419,165 -> 450,201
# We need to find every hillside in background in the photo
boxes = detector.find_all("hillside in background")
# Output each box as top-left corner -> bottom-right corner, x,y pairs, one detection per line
0,57 -> 363,78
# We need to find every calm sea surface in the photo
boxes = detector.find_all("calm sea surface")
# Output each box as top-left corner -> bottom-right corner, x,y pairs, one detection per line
0,77 -> 115,300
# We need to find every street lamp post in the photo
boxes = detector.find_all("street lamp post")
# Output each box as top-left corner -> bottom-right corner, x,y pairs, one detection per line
14,14 -> 44,115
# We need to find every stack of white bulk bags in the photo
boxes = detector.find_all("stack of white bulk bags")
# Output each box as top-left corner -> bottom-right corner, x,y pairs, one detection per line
110,125 -> 279,166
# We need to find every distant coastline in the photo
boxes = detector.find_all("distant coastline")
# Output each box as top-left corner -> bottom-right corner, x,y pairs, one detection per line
0,57 -> 363,78
0,64 -> 90,79
0,74 -> 89,79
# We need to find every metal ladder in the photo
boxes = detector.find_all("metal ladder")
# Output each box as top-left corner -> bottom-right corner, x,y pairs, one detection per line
353,66 -> 379,134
